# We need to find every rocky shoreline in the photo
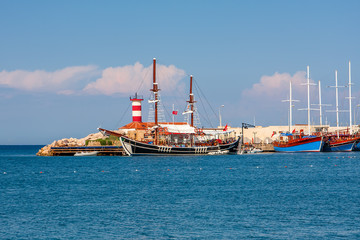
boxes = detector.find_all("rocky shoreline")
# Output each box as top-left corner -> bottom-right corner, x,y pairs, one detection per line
36,132 -> 110,156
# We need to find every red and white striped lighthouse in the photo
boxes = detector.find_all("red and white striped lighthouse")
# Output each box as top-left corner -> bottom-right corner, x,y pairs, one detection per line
130,93 -> 144,122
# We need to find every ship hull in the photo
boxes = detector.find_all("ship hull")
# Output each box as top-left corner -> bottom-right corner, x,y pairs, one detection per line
273,137 -> 324,152
323,138 -> 358,152
120,136 -> 240,156
353,141 -> 360,151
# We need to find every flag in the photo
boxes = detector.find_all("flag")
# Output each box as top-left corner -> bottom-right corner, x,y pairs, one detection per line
271,131 -> 276,137
292,129 -> 296,134
223,124 -> 228,131
172,111 -> 178,115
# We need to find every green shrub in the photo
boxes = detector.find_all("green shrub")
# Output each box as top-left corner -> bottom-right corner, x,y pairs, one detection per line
109,135 -> 118,141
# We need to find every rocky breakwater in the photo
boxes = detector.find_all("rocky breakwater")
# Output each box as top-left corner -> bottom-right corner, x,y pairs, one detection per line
37,132 -> 105,156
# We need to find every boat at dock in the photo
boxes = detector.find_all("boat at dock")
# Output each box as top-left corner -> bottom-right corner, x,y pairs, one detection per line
272,132 -> 325,152
101,58 -> 240,156
249,148 -> 263,154
353,140 -> 360,151
120,135 -> 239,156
323,135 -> 359,152
74,151 -> 99,156
323,63 -> 360,152
273,66 -> 324,152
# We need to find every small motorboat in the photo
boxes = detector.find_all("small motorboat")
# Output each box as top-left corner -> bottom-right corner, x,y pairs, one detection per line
249,148 -> 263,154
74,151 -> 99,156
207,150 -> 229,155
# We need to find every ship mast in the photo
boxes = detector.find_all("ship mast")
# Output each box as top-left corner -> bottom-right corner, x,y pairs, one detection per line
290,80 -> 293,131
335,70 -> 340,138
313,80 -> 331,126
328,70 -> 346,138
299,66 -> 316,135
348,61 -> 353,134
151,58 -> 159,144
318,80 -> 323,126
189,75 -> 194,127
282,80 -> 299,132
306,66 -> 311,135
188,75 -> 195,146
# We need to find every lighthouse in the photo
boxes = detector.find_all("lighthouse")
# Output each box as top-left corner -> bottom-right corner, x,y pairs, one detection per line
130,93 -> 144,122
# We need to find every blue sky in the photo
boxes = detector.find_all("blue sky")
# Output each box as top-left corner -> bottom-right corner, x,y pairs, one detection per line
1,0 -> 360,144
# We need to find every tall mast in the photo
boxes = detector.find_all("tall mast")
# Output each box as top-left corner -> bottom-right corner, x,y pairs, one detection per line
313,80 -> 330,126
290,80 -> 293,131
189,75 -> 194,127
318,80 -> 322,126
182,75 -> 196,128
348,61 -> 353,134
307,66 -> 311,135
153,58 -> 158,125
151,58 -> 159,144
282,80 -> 298,132
189,75 -> 195,146
299,66 -> 317,135
335,70 -> 340,138
328,69 -> 346,138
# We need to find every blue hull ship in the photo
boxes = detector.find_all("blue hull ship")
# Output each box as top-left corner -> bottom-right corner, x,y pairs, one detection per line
323,135 -> 360,152
273,137 -> 324,152
272,133 -> 324,152
354,141 -> 360,151
323,141 -> 356,152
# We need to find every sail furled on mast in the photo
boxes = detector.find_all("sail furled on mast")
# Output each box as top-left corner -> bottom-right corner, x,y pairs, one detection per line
148,58 -> 166,123
148,92 -> 166,123
183,104 -> 201,127
183,75 -> 201,127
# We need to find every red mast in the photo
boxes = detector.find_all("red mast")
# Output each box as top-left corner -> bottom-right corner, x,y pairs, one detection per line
187,75 -> 196,146
151,58 -> 159,144
189,75 -> 194,127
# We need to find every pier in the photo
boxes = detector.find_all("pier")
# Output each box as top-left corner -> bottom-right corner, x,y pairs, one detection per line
253,143 -> 275,152
50,146 -> 125,156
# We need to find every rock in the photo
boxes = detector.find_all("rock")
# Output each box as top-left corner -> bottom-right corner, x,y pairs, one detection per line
36,144 -> 53,156
36,130 -> 118,156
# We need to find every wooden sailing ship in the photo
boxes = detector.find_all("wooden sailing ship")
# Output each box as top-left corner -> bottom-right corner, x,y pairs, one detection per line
323,63 -> 360,152
272,67 -> 325,152
272,130 -> 325,152
101,58 -> 240,156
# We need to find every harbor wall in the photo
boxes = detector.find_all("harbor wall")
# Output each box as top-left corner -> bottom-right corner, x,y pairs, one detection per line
36,132 -> 123,156
227,125 -> 360,144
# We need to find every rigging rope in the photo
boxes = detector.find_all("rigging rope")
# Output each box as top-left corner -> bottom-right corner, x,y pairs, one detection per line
193,79 -> 219,127
114,60 -> 152,129
115,101 -> 132,129
194,84 -> 213,127
155,65 -> 188,123
135,60 -> 152,94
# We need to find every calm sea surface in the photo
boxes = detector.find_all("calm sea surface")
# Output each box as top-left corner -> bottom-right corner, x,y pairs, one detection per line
1,145 -> 360,239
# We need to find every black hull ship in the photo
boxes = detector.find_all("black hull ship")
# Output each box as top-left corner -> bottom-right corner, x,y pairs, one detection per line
99,58 -> 240,156
120,135 -> 240,156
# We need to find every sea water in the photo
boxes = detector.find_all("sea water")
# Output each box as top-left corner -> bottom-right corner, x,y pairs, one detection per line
1,145 -> 360,239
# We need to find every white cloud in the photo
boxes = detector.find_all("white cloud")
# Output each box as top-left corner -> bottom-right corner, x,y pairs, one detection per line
83,62 -> 186,96
242,71 -> 307,98
0,62 -> 186,97
0,66 -> 98,92
237,71 -> 316,126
